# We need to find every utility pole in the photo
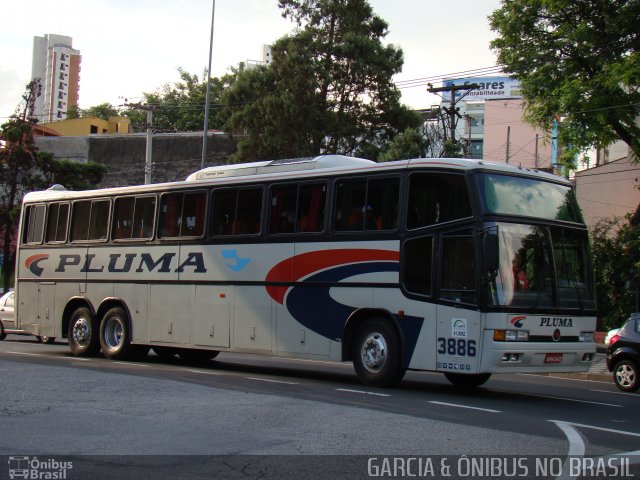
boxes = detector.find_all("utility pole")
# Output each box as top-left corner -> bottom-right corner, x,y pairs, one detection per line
202,0 -> 216,170
127,102 -> 160,184
427,82 -> 479,146
506,126 -> 511,164
535,134 -> 539,169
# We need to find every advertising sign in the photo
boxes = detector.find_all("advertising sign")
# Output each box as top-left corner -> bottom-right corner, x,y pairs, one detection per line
443,76 -> 521,100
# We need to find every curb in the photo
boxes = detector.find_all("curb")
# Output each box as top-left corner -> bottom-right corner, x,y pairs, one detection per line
546,372 -> 611,382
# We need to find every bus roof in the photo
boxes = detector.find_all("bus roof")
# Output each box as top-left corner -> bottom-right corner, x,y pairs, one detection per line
22,155 -> 568,203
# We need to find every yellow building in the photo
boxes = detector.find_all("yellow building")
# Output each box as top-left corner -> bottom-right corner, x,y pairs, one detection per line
40,116 -> 131,136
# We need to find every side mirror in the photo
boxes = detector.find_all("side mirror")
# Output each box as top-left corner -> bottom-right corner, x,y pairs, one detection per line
483,230 -> 499,272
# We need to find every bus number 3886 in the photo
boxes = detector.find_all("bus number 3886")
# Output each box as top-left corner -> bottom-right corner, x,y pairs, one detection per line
437,338 -> 477,357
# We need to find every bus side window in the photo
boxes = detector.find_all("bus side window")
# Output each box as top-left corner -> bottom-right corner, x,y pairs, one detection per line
440,235 -> 476,305
88,200 -> 110,240
402,236 -> 433,296
212,188 -> 262,236
23,204 -> 46,244
297,183 -> 326,233
408,173 -> 471,229
45,203 -> 69,243
113,197 -> 134,240
334,178 -> 398,232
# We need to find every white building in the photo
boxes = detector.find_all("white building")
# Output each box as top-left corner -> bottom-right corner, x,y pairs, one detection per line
32,34 -> 81,123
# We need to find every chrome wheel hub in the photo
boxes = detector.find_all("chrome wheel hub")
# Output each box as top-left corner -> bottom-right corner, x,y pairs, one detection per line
616,364 -> 635,387
361,332 -> 387,373
103,317 -> 123,349
72,317 -> 90,346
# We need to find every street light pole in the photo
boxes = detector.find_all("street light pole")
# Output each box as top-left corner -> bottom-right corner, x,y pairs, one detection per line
201,0 -> 216,170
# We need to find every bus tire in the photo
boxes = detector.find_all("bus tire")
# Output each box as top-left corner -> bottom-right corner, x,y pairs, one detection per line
99,306 -> 133,360
352,317 -> 406,387
178,349 -> 219,364
68,306 -> 100,357
36,336 -> 56,344
444,372 -> 491,388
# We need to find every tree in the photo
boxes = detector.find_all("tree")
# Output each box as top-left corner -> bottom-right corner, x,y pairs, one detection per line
130,68 -> 236,133
224,0 -> 420,162
590,216 -> 640,330
67,102 -> 120,121
378,128 -> 427,162
0,81 -> 105,291
490,0 -> 640,165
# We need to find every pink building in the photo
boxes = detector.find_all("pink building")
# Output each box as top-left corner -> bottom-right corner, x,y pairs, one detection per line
483,99 -> 553,170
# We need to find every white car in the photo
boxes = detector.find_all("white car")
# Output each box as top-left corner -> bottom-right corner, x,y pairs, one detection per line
0,291 -> 55,343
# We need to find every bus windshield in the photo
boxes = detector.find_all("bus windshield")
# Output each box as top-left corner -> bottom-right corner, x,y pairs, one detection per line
485,223 -> 595,311
477,173 -> 583,223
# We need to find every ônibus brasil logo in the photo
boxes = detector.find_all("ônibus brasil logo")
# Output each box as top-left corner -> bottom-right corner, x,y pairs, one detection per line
25,254 -> 49,277
510,315 -> 526,328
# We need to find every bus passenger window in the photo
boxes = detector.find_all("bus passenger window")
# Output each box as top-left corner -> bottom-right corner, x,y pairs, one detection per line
132,197 -> 156,239
88,200 -> 110,240
70,201 -> 91,241
23,204 -> 46,244
297,184 -> 325,233
440,236 -> 476,304
270,185 -> 297,234
212,188 -> 262,236
45,203 -> 69,243
181,192 -> 206,237
113,197 -> 134,240
334,178 -> 398,232
408,173 -> 471,229
402,236 -> 433,296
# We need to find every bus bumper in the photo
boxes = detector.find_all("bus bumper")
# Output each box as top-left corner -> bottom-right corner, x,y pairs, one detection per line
479,339 -> 596,373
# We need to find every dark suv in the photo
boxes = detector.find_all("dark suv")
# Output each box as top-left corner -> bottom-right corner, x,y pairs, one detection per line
606,313 -> 640,392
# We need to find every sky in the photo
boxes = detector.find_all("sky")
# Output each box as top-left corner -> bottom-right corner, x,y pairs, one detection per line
0,0 -> 503,121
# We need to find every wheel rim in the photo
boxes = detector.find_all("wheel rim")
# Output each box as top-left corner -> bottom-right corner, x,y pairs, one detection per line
72,316 -> 91,347
615,364 -> 636,388
360,332 -> 388,373
102,316 -> 123,350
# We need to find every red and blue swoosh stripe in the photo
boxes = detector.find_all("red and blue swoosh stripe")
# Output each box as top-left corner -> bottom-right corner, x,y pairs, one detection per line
265,249 -> 424,365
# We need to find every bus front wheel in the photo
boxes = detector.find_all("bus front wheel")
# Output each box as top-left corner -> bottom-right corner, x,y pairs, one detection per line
68,306 -> 100,357
444,372 -> 491,388
352,317 -> 406,387
99,307 -> 133,360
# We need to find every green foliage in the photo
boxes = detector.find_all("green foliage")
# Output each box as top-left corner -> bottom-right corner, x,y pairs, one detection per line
40,156 -> 106,191
224,0 -> 419,162
131,68 -> 236,133
0,81 -> 105,290
72,103 -> 121,121
490,0 -> 640,165
378,128 -> 427,162
590,216 -> 640,330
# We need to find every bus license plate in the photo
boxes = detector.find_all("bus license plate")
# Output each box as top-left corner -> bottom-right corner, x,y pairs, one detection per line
545,353 -> 563,363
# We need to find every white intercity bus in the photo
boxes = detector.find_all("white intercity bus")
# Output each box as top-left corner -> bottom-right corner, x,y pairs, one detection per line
15,155 -> 597,387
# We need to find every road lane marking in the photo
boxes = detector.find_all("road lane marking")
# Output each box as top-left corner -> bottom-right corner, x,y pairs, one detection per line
428,401 -> 500,413
549,420 -> 640,438
526,393 -> 622,407
590,388 -> 639,397
186,369 -> 223,376
550,421 -> 585,480
116,361 -> 151,368
518,374 -> 609,384
246,376 -> 299,385
7,351 -> 44,357
65,356 -> 91,361
335,388 -> 391,397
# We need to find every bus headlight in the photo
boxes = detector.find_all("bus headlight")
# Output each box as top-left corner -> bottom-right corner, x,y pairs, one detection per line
579,332 -> 594,343
494,330 -> 529,341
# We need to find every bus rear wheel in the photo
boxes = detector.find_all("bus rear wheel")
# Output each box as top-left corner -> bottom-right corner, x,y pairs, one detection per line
68,306 -> 100,357
352,317 -> 406,387
99,307 -> 133,360
444,372 -> 491,388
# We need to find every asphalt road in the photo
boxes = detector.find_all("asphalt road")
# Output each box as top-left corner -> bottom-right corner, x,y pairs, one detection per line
0,337 -> 638,479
